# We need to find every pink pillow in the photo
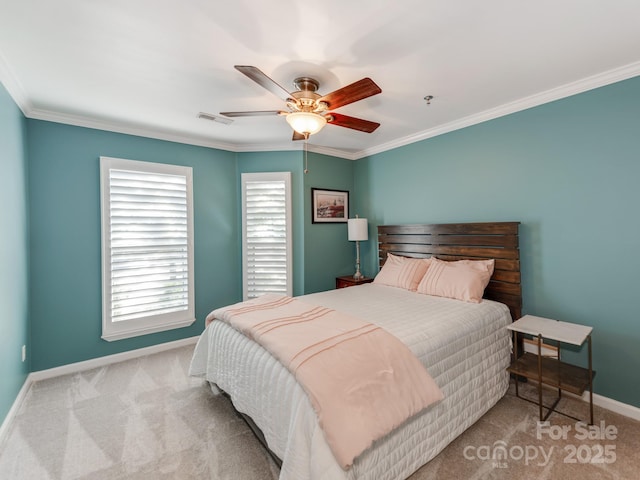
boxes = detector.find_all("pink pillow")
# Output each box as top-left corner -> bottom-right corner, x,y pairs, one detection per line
373,253 -> 431,291
416,257 -> 495,303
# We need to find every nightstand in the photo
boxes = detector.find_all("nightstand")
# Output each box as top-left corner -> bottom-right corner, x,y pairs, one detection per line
507,315 -> 595,424
335,275 -> 374,289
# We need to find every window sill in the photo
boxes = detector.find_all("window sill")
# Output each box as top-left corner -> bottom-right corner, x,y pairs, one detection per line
101,317 -> 196,342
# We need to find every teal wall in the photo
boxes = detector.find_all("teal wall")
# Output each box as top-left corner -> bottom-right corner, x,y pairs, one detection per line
237,150 -> 355,295
354,75 -> 640,407
303,152 -> 356,293
0,84 -> 30,424
237,151 -> 306,297
27,120 -> 239,371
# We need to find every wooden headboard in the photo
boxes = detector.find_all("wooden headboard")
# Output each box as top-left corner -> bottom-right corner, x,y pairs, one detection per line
378,222 -> 522,321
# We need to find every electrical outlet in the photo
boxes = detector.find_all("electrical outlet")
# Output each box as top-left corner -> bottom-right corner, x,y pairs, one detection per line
22,345 -> 26,362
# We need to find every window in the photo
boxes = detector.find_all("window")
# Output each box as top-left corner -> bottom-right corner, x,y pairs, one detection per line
100,157 -> 195,341
242,172 -> 292,300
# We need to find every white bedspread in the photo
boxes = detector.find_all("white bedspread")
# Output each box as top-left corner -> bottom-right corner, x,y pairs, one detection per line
189,284 -> 512,480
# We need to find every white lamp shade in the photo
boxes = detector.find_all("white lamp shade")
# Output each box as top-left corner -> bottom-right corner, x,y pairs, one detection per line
286,112 -> 327,135
348,218 -> 368,241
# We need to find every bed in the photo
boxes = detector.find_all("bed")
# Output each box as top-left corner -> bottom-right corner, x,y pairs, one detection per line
189,222 -> 521,480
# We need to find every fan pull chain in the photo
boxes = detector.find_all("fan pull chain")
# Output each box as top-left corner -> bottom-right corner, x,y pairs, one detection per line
304,133 -> 309,174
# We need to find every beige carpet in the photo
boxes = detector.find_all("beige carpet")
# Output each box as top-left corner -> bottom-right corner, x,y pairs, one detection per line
0,345 -> 637,479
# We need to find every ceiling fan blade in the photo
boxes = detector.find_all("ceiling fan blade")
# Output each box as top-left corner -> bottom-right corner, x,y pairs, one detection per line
235,65 -> 292,102
220,110 -> 282,117
318,78 -> 381,110
327,113 -> 380,133
292,131 -> 306,141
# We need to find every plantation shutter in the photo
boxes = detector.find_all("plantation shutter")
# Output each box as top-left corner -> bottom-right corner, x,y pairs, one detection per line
242,172 -> 292,300
100,157 -> 195,341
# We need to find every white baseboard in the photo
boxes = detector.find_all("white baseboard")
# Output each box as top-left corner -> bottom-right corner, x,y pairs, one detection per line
0,374 -> 32,451
0,336 -> 199,447
28,336 -> 199,382
523,379 -> 640,422
587,392 -> 640,422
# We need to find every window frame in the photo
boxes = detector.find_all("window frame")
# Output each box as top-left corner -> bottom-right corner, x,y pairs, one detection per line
100,156 -> 195,341
241,172 -> 292,300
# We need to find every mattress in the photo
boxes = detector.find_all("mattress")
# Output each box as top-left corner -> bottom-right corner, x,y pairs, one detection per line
189,283 -> 512,480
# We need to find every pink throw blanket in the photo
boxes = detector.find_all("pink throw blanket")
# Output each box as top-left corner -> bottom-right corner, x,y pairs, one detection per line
206,294 -> 444,469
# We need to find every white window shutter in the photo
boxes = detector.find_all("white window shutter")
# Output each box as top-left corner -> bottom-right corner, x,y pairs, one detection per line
100,157 -> 195,341
242,172 -> 292,300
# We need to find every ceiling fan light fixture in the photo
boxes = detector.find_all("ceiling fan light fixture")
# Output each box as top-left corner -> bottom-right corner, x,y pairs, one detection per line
286,111 -> 327,136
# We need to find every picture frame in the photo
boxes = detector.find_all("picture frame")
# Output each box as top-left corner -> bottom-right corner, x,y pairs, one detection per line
311,188 -> 349,223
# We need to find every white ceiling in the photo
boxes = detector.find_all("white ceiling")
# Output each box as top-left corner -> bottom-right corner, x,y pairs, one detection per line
1,0 -> 639,160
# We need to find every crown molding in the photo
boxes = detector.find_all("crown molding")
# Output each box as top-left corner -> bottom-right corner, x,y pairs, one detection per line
222,138 -> 357,159
353,61 -> 640,159
26,107 -> 241,152
25,106 -> 356,159
3,46 -> 638,162
308,143 -> 358,160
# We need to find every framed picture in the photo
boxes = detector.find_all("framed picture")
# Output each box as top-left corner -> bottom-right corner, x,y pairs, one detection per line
311,188 -> 349,223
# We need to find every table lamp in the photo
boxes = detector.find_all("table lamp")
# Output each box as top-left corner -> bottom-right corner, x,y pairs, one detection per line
347,216 -> 368,280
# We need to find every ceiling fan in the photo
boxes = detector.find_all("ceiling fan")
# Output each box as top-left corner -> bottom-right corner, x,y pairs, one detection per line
221,66 -> 382,140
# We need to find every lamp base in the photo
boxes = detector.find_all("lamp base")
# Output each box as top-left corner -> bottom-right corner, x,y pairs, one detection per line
352,240 -> 364,281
